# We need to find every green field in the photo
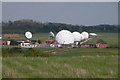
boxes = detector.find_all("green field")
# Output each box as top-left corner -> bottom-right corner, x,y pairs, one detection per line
3,32 -> 119,47
0,46 -> 2,79
2,33 -> 119,78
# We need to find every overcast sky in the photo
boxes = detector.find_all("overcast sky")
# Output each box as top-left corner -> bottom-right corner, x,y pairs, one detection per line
2,2 -> 118,26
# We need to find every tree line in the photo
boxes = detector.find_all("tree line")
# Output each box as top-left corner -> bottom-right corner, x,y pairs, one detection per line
2,19 -> 119,34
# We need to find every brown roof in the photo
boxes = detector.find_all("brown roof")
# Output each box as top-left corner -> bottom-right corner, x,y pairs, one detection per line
3,34 -> 21,37
45,40 -> 54,42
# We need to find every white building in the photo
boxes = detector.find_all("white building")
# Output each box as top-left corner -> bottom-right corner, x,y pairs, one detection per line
20,43 -> 38,48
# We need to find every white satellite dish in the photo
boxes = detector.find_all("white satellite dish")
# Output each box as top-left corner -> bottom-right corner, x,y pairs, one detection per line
72,32 -> 82,41
89,33 -> 97,36
49,31 -> 55,38
81,31 -> 89,39
80,34 -> 84,40
55,30 -> 74,44
25,31 -> 32,39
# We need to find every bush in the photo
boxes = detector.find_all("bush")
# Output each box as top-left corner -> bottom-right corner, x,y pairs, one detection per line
97,39 -> 107,44
10,39 -> 18,45
2,48 -> 11,57
38,40 -> 42,44
9,47 -> 23,53
24,48 -> 50,57
2,47 -> 24,57
2,48 -> 50,57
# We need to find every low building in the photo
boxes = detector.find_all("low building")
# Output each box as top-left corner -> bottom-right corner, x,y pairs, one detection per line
80,44 -> 90,48
88,43 -> 96,48
96,44 -> 108,48
2,40 -> 11,46
20,42 -> 38,48
3,34 -> 21,37
50,42 -> 62,48
45,40 -> 55,44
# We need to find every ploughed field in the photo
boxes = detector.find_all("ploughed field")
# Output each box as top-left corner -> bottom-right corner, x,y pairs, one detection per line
2,33 -> 119,78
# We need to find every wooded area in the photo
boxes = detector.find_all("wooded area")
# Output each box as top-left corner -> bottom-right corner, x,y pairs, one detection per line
2,19 -> 119,34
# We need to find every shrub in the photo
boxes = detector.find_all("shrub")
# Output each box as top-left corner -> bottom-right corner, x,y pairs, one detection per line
2,47 -> 24,57
38,40 -> 42,44
9,47 -> 23,53
97,39 -> 107,44
10,39 -> 18,45
2,47 -> 50,57
24,48 -> 50,57
2,48 -> 11,57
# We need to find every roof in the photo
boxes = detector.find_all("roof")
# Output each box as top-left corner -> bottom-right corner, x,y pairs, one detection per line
52,42 -> 59,45
3,34 -> 21,37
45,40 -> 54,42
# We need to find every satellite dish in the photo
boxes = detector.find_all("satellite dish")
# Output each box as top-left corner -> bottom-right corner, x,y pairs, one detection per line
80,34 -> 84,40
72,32 -> 82,41
55,30 -> 74,44
81,31 -> 89,39
25,31 -> 32,39
49,31 -> 55,38
89,33 -> 97,36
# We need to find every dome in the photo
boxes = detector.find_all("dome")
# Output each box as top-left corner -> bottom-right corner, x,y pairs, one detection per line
80,34 -> 84,40
89,33 -> 97,36
72,32 -> 82,41
55,30 -> 74,44
81,31 -> 89,39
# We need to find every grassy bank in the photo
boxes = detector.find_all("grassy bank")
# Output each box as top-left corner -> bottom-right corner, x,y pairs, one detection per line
2,33 -> 119,78
2,48 -> 118,78
2,56 -> 118,78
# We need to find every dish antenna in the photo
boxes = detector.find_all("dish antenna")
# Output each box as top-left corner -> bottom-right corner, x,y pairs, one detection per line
25,31 -> 32,39
49,31 -> 55,39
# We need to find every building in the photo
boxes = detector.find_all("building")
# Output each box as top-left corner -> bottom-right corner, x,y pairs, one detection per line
80,44 -> 90,48
96,44 -> 108,48
50,42 -> 62,48
2,40 -> 11,46
3,34 -> 21,37
20,42 -> 38,48
45,40 -> 55,44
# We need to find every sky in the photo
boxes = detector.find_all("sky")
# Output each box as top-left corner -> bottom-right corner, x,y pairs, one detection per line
2,2 -> 118,26
1,0 -> 120,2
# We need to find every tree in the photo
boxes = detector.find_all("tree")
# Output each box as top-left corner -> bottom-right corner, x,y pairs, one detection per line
38,40 -> 42,44
10,39 -> 18,45
2,19 -> 118,34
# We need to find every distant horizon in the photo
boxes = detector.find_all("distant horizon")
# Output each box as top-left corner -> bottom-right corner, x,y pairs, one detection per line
2,2 -> 118,26
2,19 -> 118,26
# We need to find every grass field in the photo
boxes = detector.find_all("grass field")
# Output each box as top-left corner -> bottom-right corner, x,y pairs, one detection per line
0,46 -> 2,79
3,33 -> 119,47
2,56 -> 118,78
2,33 -> 119,78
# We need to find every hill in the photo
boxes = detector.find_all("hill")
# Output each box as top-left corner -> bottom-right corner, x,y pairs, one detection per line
2,19 -> 119,34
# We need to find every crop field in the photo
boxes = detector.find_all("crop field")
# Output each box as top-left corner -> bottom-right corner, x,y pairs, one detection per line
2,33 -> 119,78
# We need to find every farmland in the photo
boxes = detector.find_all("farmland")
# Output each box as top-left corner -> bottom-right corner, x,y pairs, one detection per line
2,33 -> 119,78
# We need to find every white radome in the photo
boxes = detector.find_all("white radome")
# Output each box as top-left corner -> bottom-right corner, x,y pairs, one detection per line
89,33 -> 97,36
25,31 -> 32,39
49,31 -> 55,37
80,34 -> 84,40
55,30 -> 74,44
72,32 -> 82,41
81,31 -> 89,39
